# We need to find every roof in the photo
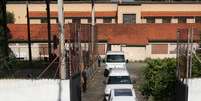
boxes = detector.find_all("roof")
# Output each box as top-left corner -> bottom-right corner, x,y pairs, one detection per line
7,23 -> 201,45
109,68 -> 129,76
7,24 -> 91,42
96,24 -> 201,45
96,24 -> 148,45
141,11 -> 201,17
29,11 -> 117,18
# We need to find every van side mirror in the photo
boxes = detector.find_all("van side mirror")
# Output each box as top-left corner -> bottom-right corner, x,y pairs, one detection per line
126,59 -> 129,63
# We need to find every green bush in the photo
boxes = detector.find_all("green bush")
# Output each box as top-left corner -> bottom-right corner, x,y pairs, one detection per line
192,54 -> 201,77
140,58 -> 176,101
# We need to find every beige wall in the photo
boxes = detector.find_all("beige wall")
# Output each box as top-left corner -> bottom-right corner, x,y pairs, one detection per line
111,45 -> 121,51
146,43 -> 177,59
187,18 -> 195,23
117,5 -> 141,23
7,3 -> 117,24
7,3 -> 201,24
65,19 -> 72,23
81,19 -> 88,24
171,18 -> 178,23
141,4 -> 201,11
7,4 -> 27,24
96,18 -> 103,23
9,43 -> 40,60
122,46 -> 146,61
155,18 -> 162,23
30,19 -> 41,24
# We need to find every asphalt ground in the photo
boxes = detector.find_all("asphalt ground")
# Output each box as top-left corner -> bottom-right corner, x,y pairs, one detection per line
82,63 -> 147,101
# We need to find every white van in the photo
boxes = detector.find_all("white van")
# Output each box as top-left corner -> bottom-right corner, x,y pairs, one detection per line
108,88 -> 137,101
104,51 -> 127,71
104,68 -> 133,100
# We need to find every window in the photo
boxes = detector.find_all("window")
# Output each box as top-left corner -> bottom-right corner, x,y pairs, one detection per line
41,18 -> 47,23
162,17 -> 171,23
103,18 -> 112,23
151,44 -> 168,54
123,14 -> 136,24
146,17 -> 155,23
88,18 -> 91,23
87,18 -> 96,23
72,18 -> 80,24
114,89 -> 133,96
106,55 -> 125,62
195,17 -> 201,23
178,17 -> 186,23
107,76 -> 131,84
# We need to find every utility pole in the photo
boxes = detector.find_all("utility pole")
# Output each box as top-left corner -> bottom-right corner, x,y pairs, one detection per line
26,0 -> 32,62
2,0 -> 8,58
176,30 -> 180,79
91,0 -> 95,64
45,0 -> 52,61
58,0 -> 66,79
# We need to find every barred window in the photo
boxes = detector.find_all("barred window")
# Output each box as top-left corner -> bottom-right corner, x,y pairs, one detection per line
195,17 -> 201,23
178,17 -> 186,23
162,17 -> 171,23
41,18 -> 47,23
103,18 -> 112,23
123,14 -> 136,24
152,44 -> 168,54
72,18 -> 80,24
146,17 -> 155,23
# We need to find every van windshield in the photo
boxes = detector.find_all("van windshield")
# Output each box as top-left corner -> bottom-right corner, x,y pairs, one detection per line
107,55 -> 125,62
107,76 -> 131,84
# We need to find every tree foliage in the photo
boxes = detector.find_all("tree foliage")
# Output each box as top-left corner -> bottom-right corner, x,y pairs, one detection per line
0,9 -> 15,71
140,58 -> 176,101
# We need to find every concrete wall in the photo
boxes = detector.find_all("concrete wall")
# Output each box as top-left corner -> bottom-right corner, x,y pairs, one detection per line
146,43 -> 177,59
7,3 -> 201,24
9,43 -> 91,60
141,4 -> 201,11
122,46 -> 146,61
117,5 -> 141,23
9,43 -> 40,60
6,3 -> 117,24
0,79 -> 70,101
111,44 -> 122,51
188,78 -> 201,101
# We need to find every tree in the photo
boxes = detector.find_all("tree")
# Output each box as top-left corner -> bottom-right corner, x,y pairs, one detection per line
140,58 -> 176,101
0,4 -> 15,71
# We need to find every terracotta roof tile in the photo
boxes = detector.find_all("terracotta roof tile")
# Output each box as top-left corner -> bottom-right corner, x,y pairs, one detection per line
8,24 -> 201,45
141,11 -> 201,17
8,24 -> 91,42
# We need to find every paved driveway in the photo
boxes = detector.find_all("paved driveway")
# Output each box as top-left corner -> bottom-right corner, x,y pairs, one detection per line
82,62 -> 147,101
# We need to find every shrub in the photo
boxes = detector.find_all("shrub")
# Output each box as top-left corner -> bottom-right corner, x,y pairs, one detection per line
192,54 -> 201,77
140,58 -> 176,101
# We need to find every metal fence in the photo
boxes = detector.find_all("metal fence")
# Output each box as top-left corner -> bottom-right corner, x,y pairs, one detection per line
176,27 -> 201,101
177,28 -> 200,80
